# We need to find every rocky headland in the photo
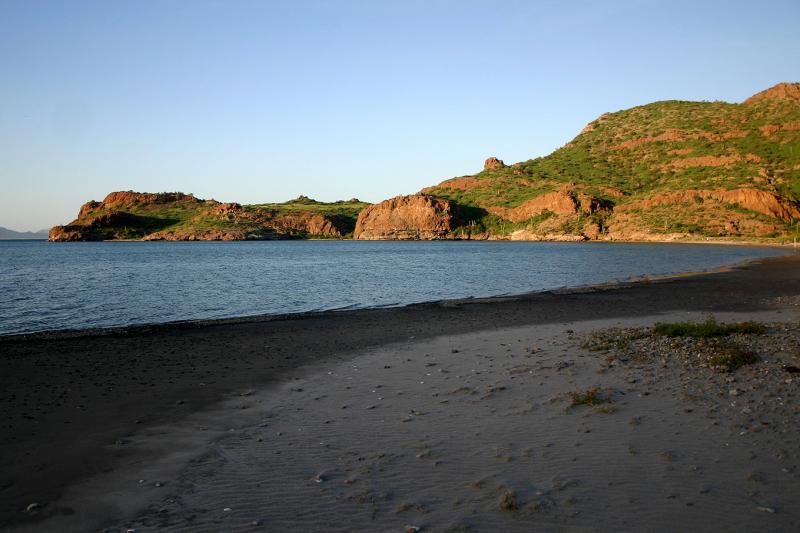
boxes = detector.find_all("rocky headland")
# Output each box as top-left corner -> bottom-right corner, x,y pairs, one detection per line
49,192 -> 367,242
50,82 -> 800,243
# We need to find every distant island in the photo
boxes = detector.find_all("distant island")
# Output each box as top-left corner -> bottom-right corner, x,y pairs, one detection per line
0,226 -> 48,240
50,82 -> 800,243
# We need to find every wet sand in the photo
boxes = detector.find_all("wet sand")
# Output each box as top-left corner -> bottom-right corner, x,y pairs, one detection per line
2,256 -> 800,531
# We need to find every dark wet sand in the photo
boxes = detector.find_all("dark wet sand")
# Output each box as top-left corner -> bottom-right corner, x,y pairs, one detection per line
2,255 -> 800,530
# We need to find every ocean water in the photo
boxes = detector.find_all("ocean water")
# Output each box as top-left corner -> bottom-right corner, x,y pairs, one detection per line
0,240 -> 789,335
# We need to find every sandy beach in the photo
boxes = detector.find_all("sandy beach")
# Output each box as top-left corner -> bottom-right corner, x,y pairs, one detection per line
2,256 -> 800,532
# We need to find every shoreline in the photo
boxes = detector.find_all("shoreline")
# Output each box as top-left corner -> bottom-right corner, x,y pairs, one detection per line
3,255 -> 800,530
32,234 -> 800,247
114,309 -> 800,532
1,248 -> 792,341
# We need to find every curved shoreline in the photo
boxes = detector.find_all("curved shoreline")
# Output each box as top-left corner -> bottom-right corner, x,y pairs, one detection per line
3,254 -> 800,530
0,251 -> 789,342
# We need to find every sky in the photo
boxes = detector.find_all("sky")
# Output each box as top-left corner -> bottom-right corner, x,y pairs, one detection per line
1,0 -> 799,231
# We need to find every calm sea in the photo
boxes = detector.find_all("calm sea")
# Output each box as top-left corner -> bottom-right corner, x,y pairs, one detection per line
0,240 -> 789,335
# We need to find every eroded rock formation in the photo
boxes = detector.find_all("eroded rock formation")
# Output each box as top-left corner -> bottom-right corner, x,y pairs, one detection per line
487,187 -> 605,223
484,157 -> 505,170
353,194 -> 456,240
618,188 -> 800,222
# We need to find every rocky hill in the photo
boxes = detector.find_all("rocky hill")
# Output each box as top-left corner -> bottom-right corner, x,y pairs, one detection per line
52,83 -> 800,242
415,82 -> 800,241
49,192 -> 368,241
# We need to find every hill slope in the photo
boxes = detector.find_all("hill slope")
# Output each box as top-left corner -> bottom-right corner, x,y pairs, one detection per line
418,82 -> 800,241
51,83 -> 800,242
49,192 -> 369,241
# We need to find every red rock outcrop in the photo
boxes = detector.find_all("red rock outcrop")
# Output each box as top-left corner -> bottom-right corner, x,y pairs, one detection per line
716,189 -> 800,221
211,202 -> 243,218
421,175 -> 482,193
759,121 -> 800,137
611,129 -> 749,151
101,191 -> 200,208
74,192 -> 201,220
665,154 -> 742,170
353,194 -> 456,240
49,211 -> 145,241
577,193 -> 602,214
78,201 -> 101,218
484,157 -> 505,170
48,225 -> 97,242
744,82 -> 800,105
488,191 -> 578,222
601,187 -> 626,198
618,188 -> 800,222
272,212 -> 342,237
142,229 -> 247,241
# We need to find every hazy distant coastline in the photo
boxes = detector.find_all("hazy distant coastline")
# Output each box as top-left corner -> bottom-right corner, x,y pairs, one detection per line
0,226 -> 47,240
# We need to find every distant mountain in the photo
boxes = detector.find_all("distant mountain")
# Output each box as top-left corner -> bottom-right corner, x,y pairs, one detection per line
0,226 -> 48,240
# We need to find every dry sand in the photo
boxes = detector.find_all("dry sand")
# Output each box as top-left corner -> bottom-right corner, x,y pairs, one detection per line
2,256 -> 800,532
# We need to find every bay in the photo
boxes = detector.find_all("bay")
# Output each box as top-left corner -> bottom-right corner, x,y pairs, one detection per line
0,240 -> 788,335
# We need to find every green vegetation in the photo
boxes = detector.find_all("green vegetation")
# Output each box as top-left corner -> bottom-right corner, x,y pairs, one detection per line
55,193 -> 371,240
654,317 -> 765,338
249,196 -> 370,236
424,86 -> 800,240
55,84 -> 800,241
581,328 -> 648,352
426,177 -> 554,209
708,343 -> 759,371
251,196 -> 369,219
568,387 -> 612,407
452,210 -> 556,237
498,490 -> 519,512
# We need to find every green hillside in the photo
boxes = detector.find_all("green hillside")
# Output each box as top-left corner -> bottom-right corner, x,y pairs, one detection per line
49,192 -> 370,241
51,83 -> 800,243
424,83 -> 800,240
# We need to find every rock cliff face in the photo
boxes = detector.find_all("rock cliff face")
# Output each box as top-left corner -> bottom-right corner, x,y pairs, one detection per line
486,187 -> 598,222
618,189 -> 800,223
353,194 -> 456,240
272,212 -> 342,236
50,191 -> 354,241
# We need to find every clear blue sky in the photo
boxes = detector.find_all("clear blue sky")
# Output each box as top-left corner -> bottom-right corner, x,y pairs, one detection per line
1,0 -> 798,231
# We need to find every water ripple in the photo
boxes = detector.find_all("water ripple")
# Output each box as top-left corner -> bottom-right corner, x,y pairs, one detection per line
0,240 -> 788,335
